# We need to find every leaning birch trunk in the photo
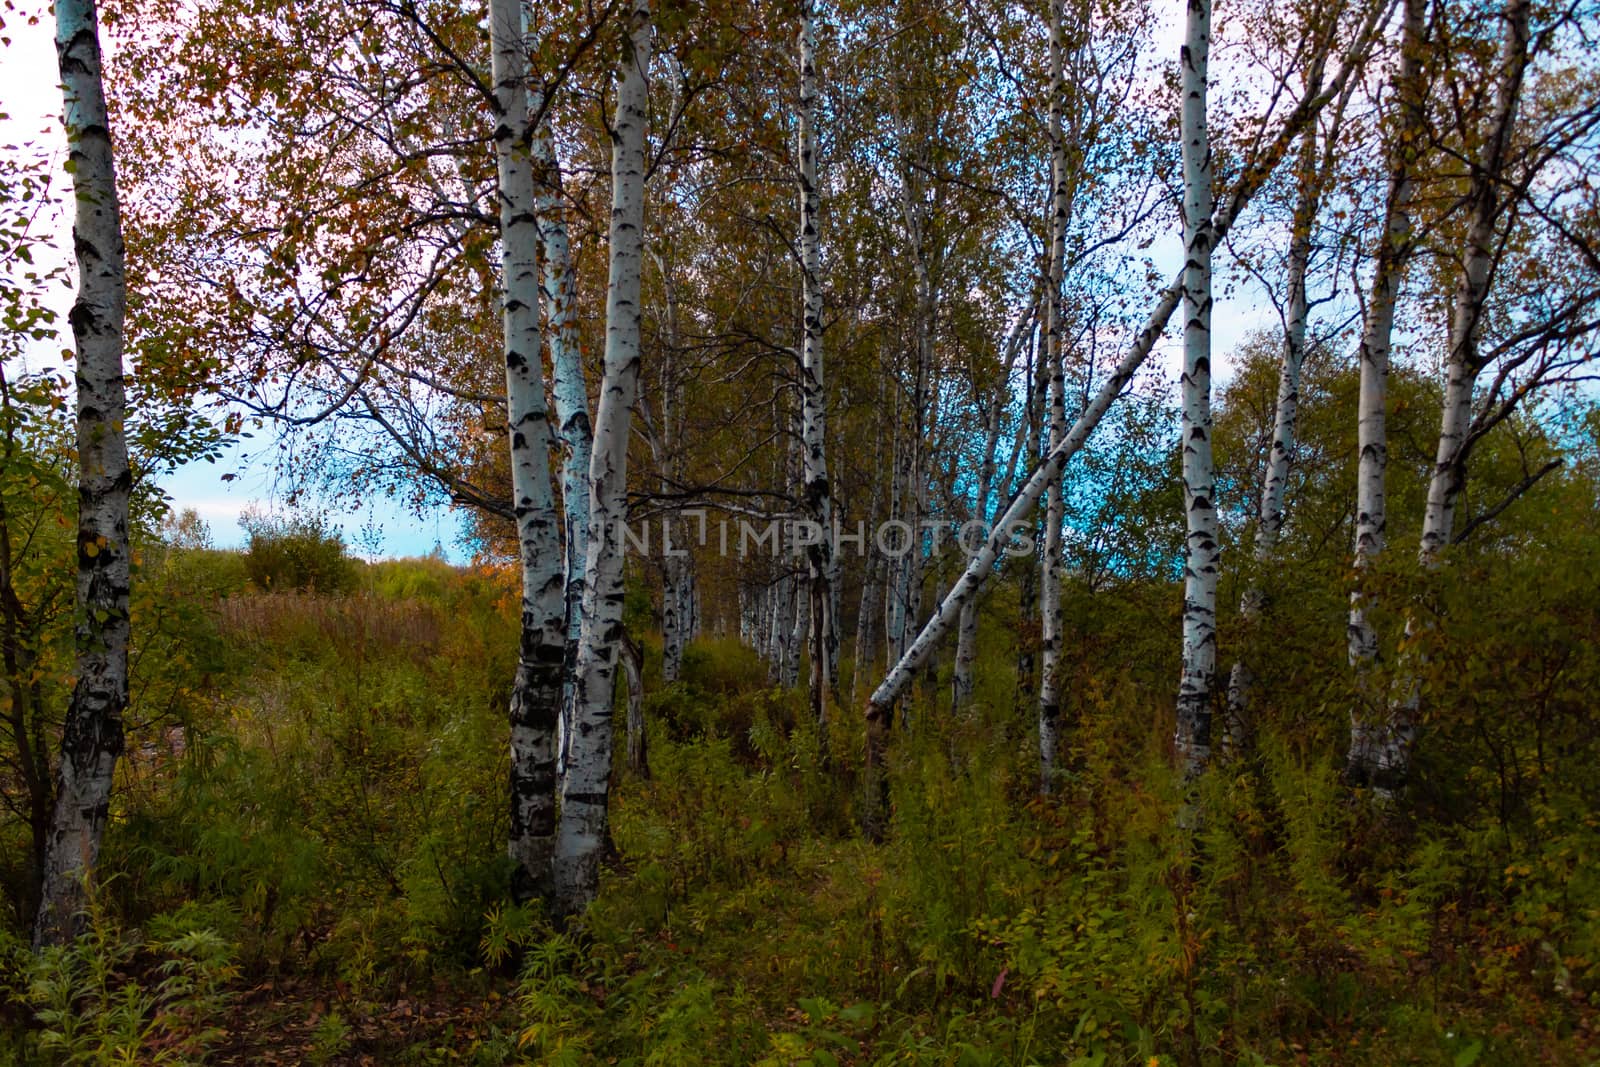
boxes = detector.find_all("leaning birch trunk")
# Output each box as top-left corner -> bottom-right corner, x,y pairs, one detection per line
551,0 -> 652,914
1174,0 -> 1219,780
857,0 -> 1387,834
1345,0 -> 1426,785
488,0 -> 567,904
35,0 -> 133,947
1223,127 -> 1319,759
859,278 -> 1183,839
797,0 -> 835,727
531,95 -> 591,786
1037,0 -> 1071,794
1378,0 -> 1530,794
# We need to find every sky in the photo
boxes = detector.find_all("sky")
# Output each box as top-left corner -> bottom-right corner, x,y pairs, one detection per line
3,0 -> 1284,561
1,3 -> 467,560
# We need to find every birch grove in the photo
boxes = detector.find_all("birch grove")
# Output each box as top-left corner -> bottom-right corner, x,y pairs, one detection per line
31,0 -> 1595,953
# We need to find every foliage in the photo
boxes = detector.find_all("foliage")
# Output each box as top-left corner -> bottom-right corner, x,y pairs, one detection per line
238,509 -> 357,594
0,902 -> 236,1066
0,524 -> 1590,1060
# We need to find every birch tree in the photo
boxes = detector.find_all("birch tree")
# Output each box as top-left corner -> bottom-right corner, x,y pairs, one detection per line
551,0 -> 653,914
1173,0 -> 1217,780
1345,0 -> 1428,786
34,0 -> 134,947
1037,0 -> 1071,794
531,94 -> 593,770
1371,0 -> 1532,792
487,0 -> 567,902
797,0 -> 835,727
951,308 -> 1033,708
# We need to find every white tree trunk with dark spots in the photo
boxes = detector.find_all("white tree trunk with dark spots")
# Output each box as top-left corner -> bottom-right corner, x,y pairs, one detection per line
35,0 -> 133,948
551,0 -> 652,914
531,108 -> 591,777
1174,0 -> 1218,780
1038,0 -> 1071,793
797,0 -> 835,726
1345,0 -> 1426,786
1419,0 -> 1529,567
1224,127 -> 1319,758
488,0 -> 566,904
621,632 -> 646,777
1378,0 -> 1530,795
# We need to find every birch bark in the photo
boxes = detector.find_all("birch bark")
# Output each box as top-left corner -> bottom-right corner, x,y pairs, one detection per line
1174,0 -> 1218,780
531,98 -> 591,786
551,0 -> 652,913
797,0 -> 835,727
1375,0 -> 1531,794
1038,0 -> 1072,793
488,0 -> 566,903
35,0 -> 133,947
1345,0 -> 1427,785
952,311 -> 1031,708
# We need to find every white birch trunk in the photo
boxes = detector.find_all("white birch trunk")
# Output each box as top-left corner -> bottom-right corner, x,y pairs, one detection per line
1038,0 -> 1071,793
551,0 -> 652,914
1223,127 -> 1318,758
1378,0 -> 1530,793
1174,0 -> 1218,780
621,632 -> 646,777
662,549 -> 686,682
488,0 -> 566,903
531,111 -> 592,774
651,249 -> 692,685
35,0 -> 133,947
768,572 -> 792,682
1345,0 -> 1426,785
797,0 -> 835,726
853,552 -> 882,701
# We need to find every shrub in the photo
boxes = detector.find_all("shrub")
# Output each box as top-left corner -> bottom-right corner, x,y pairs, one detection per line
239,510 -> 355,594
